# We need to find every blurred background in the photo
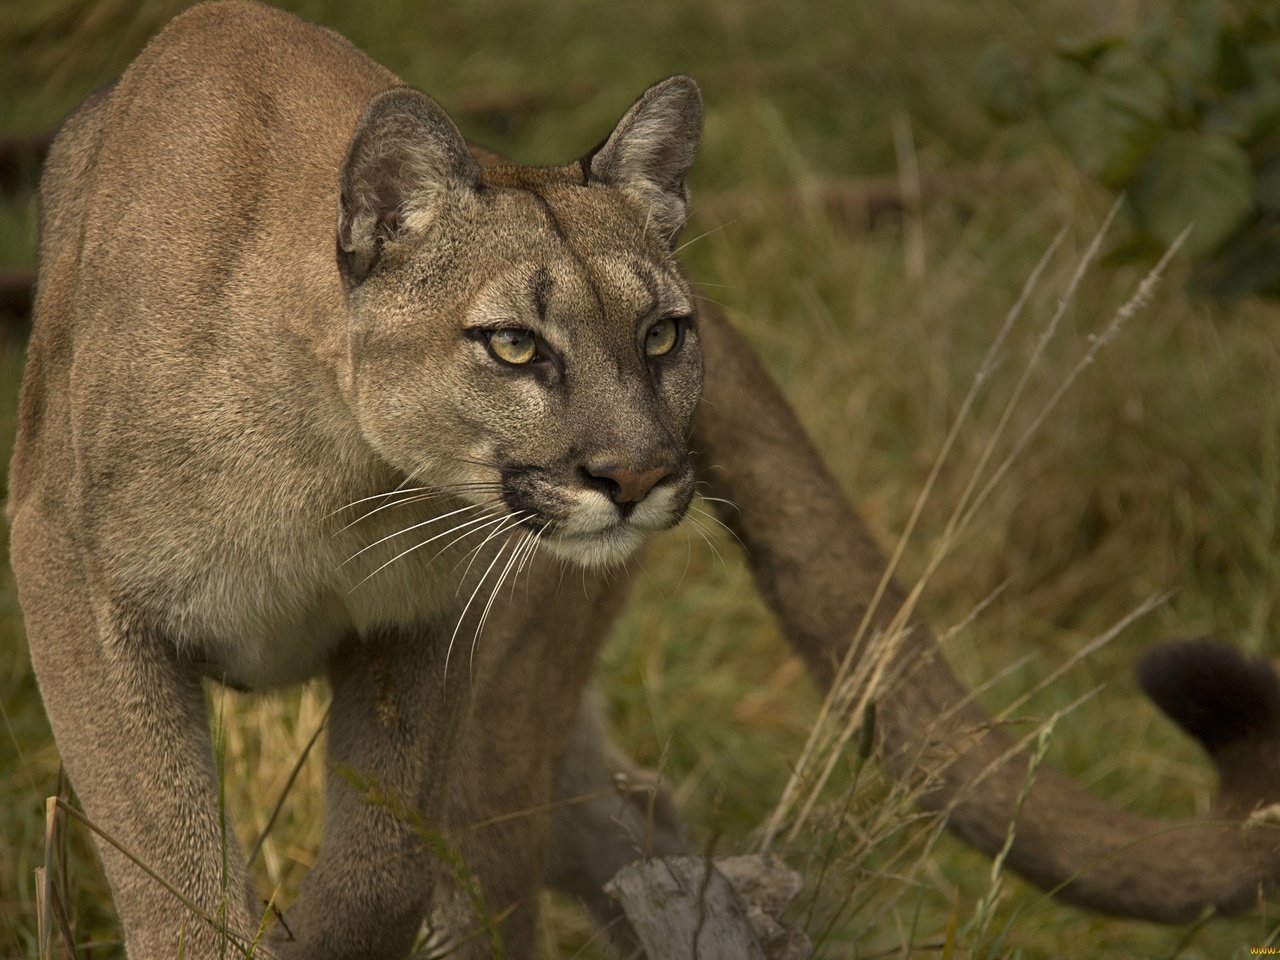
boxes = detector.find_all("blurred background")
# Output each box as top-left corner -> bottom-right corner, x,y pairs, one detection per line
2,0 -> 1279,957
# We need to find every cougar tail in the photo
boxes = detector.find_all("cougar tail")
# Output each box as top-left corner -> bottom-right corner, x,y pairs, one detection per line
692,304 -> 1280,922
1137,638 -> 1280,818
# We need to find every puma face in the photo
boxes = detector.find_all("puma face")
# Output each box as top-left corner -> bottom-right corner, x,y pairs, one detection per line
338,79 -> 704,567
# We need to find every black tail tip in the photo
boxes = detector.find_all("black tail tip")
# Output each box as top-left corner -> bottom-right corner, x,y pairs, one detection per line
1136,638 -> 1280,754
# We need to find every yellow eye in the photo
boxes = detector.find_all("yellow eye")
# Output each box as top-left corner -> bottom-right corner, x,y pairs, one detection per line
645,317 -> 680,358
487,329 -> 538,365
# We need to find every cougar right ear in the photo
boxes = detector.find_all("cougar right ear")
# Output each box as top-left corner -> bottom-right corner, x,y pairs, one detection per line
337,87 -> 480,287
582,76 -> 703,247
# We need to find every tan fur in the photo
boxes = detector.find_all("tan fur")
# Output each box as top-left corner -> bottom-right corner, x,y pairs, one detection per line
11,2 -> 1280,958
11,2 -> 700,955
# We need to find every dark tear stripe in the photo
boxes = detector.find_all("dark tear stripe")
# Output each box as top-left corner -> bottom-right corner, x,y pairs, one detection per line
528,188 -> 607,324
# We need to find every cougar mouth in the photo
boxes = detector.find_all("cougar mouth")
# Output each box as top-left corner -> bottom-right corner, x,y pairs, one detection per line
542,522 -> 652,568
494,462 -> 694,568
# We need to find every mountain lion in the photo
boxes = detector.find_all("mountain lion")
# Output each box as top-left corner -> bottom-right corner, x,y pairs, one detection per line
10,2 -> 1280,957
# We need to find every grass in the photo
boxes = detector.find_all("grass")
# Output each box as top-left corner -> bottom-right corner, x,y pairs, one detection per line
3,0 -> 1280,957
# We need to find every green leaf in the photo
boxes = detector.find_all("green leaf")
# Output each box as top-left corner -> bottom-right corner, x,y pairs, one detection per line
1053,34 -> 1117,63
1188,0 -> 1222,80
1130,131 -> 1254,255
1255,160 -> 1280,212
973,45 -> 1034,123
1100,233 -> 1165,268
1203,80 -> 1280,146
1041,46 -> 1169,185
1244,33 -> 1280,79
1194,215 -> 1280,298
1132,12 -> 1199,116
1215,29 -> 1254,91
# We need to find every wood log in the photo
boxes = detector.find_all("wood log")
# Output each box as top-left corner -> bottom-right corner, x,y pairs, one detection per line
607,854 -> 811,960
607,856 -> 769,960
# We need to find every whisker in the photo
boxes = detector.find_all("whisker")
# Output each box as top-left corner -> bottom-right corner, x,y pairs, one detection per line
325,484 -> 437,519
448,454 -> 511,473
455,514 -> 524,583
673,215 -> 740,255
694,494 -> 742,516
676,522 -> 694,590
328,479 -> 501,523
515,522 -> 550,584
337,485 -> 504,533
685,515 -> 728,573
342,500 -> 500,565
469,532 -> 530,676
518,522 -> 554,603
349,509 -> 505,590
500,530 -> 536,606
454,512 -> 528,585
329,465 -> 445,517
418,512 -> 514,572
689,504 -> 746,552
444,516 -> 527,680
445,538 -> 512,682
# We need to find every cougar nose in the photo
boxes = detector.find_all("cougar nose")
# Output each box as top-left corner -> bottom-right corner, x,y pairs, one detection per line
582,460 -> 676,504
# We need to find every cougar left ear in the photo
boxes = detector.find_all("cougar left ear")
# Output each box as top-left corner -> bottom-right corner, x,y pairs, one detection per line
583,76 -> 703,247
338,86 -> 480,287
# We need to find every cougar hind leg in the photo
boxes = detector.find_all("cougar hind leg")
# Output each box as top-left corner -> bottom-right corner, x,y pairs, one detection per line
546,686 -> 686,930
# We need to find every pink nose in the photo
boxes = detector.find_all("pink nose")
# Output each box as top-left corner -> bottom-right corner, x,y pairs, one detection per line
583,462 -> 675,504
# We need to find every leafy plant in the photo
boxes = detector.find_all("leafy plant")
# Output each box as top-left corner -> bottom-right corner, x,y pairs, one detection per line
975,0 -> 1280,298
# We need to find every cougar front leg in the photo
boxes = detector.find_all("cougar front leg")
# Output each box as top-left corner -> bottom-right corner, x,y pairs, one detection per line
278,626 -> 467,960
11,513 -> 260,959
445,568 -> 659,957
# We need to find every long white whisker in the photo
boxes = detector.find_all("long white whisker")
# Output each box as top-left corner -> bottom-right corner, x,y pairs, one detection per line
515,522 -> 549,583
694,494 -> 742,515
469,532 -> 530,676
677,523 -> 694,590
350,509 -> 504,589
454,512 -> 528,587
500,531 -> 536,606
689,504 -> 745,552
673,215 -> 741,255
516,522 -> 552,602
685,515 -> 728,573
342,501 -> 497,565
338,484 -> 503,532
325,484 -> 436,519
444,528 -> 521,682
418,512 -> 512,571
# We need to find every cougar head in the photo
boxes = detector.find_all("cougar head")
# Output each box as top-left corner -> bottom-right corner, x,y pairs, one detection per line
336,77 -> 704,568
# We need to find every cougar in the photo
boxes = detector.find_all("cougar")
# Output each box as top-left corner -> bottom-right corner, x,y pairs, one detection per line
10,2 -> 1280,957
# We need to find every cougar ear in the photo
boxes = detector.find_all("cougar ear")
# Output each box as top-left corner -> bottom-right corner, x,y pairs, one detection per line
583,75 -> 703,247
338,87 -> 480,287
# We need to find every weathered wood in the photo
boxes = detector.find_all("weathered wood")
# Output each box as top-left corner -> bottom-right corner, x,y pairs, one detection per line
608,856 -> 769,960
717,856 -> 811,960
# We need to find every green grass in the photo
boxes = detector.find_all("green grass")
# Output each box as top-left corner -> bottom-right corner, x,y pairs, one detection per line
4,0 -> 1280,957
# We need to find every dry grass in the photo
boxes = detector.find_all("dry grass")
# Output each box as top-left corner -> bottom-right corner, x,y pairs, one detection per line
4,0 -> 1280,958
